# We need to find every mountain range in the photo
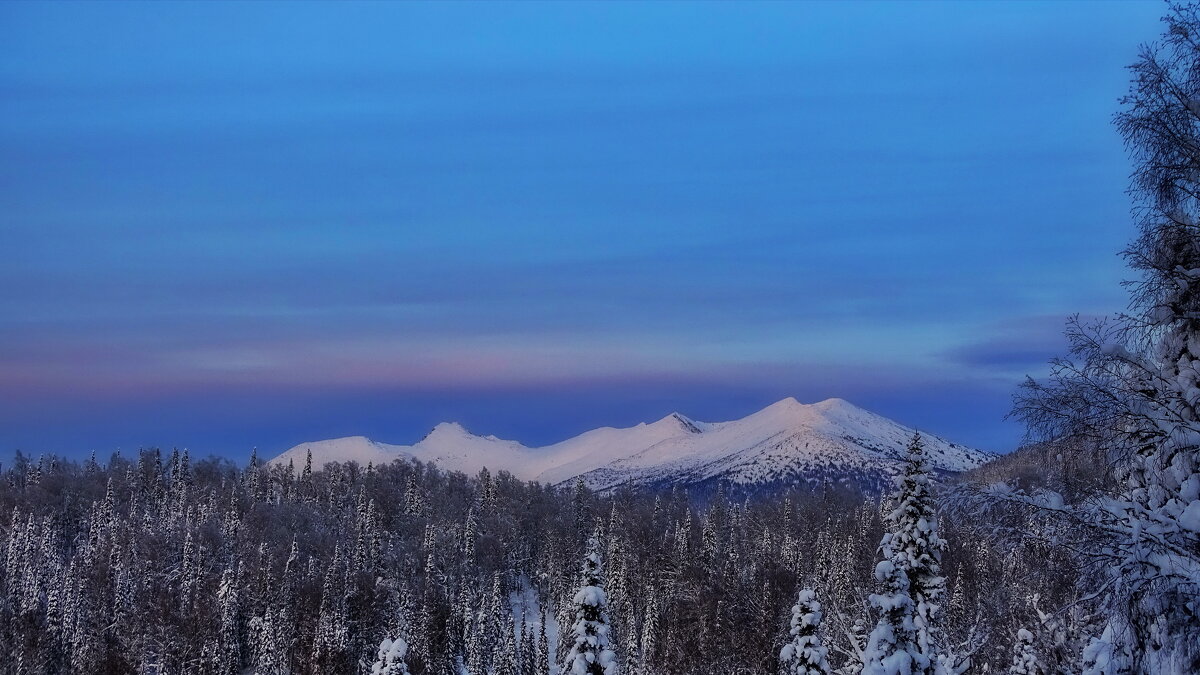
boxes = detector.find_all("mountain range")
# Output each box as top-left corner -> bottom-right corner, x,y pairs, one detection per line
268,397 -> 994,493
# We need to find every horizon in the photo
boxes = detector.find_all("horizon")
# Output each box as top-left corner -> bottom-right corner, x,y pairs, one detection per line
0,1 -> 1165,462
1,394 -> 973,469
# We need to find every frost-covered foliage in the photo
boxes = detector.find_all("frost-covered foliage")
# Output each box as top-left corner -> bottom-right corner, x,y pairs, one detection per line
862,435 -> 948,675
1007,629 -> 1041,675
371,636 -> 412,675
561,533 -> 618,675
780,588 -> 831,675
0,447 -> 1068,675
1007,5 -> 1200,673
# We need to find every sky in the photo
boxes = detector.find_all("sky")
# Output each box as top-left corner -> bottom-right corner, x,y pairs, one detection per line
0,1 -> 1167,462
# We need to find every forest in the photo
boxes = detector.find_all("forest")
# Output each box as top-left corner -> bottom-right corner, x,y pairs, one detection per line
0,436 -> 1095,675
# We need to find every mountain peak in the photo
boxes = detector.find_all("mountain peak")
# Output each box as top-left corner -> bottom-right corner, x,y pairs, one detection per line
759,396 -> 811,414
771,396 -> 803,407
746,396 -> 815,424
651,412 -> 704,434
752,397 -> 867,423
814,396 -> 852,408
761,396 -> 856,412
420,421 -> 471,442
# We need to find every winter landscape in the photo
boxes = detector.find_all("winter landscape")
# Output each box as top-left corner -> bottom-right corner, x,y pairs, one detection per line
4,2 -> 1200,674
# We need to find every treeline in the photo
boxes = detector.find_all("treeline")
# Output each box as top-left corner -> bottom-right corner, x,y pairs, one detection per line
0,438 -> 1076,675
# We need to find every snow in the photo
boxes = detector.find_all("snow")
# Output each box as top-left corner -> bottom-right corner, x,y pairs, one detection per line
562,535 -> 618,675
274,436 -> 411,470
1180,499 -> 1200,533
781,587 -> 831,675
508,578 -> 559,675
370,636 -> 410,675
269,397 -> 993,491
531,412 -> 706,485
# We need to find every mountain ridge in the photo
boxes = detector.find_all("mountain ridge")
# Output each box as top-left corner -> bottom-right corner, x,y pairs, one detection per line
269,397 -> 995,492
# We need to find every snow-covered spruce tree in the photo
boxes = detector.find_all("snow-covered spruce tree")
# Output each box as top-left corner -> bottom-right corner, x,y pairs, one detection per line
522,620 -> 539,675
572,478 -> 592,540
537,606 -> 553,675
1009,6 -> 1200,673
861,542 -> 913,675
404,473 -> 425,517
179,529 -> 198,612
1008,629 -> 1041,675
562,533 -> 618,675
371,636 -> 412,675
780,587 -> 831,675
493,611 -> 521,675
468,572 -> 505,674
250,608 -> 287,674
622,600 -> 642,675
314,545 -> 351,670
861,434 -> 948,675
639,592 -> 658,667
215,565 -> 242,675
466,607 -> 489,674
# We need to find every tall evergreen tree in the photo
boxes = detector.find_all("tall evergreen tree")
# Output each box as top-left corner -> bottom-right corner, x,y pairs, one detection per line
780,588 -> 831,675
315,545 -> 351,670
561,533 -> 617,675
251,607 -> 287,675
521,619 -> 539,675
639,592 -> 658,667
215,565 -> 242,675
622,601 -> 642,675
537,606 -> 552,675
861,434 -> 947,675
493,611 -> 521,675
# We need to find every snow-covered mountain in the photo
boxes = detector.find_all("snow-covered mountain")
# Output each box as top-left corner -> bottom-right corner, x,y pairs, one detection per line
269,397 -> 994,492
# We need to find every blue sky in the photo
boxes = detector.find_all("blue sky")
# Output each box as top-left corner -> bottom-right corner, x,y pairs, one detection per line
0,1 -> 1165,460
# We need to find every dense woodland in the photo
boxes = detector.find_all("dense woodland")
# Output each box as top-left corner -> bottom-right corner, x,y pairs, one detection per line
0,438 -> 1085,675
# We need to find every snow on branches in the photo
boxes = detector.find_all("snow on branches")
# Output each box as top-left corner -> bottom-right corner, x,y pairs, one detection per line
862,434 -> 949,675
781,587 -> 832,675
561,533 -> 618,675
370,636 -> 412,675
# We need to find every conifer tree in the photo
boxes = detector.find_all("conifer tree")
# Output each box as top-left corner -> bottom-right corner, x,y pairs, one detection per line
780,588 -> 831,675
479,467 -> 496,517
561,533 -> 617,675
416,549 -> 441,668
639,593 -> 658,666
462,508 -> 479,568
622,600 -> 642,675
315,545 -> 350,670
572,479 -> 591,539
250,608 -> 287,674
404,473 -> 425,516
216,565 -> 243,675
493,611 -> 521,675
467,585 -> 491,675
180,530 -> 199,613
302,448 -> 313,477
861,434 -> 947,675
537,606 -> 552,675
522,620 -> 539,675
